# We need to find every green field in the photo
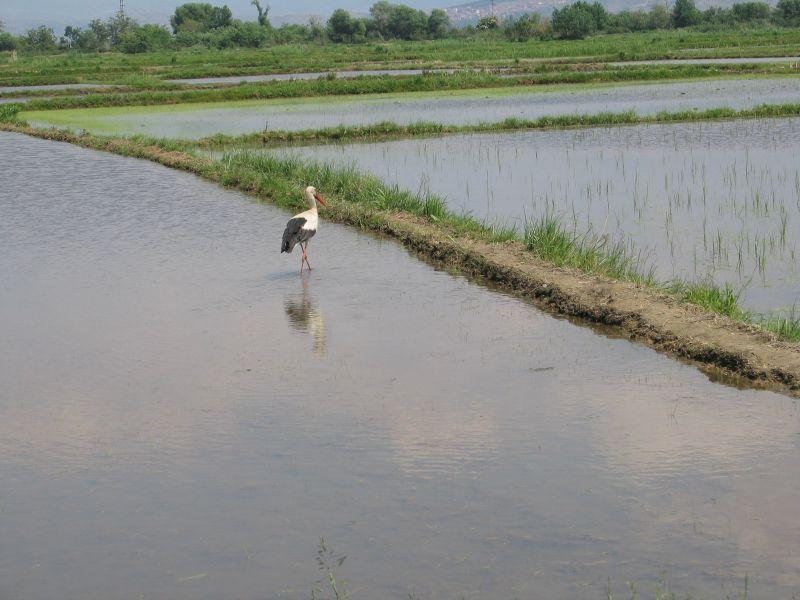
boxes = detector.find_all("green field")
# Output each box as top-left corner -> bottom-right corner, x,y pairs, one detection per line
3,27 -> 800,87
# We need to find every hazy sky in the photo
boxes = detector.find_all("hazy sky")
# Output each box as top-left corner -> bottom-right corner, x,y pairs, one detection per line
1,0 -> 448,33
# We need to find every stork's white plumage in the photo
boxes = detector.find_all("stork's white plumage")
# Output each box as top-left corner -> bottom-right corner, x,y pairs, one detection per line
281,186 -> 327,273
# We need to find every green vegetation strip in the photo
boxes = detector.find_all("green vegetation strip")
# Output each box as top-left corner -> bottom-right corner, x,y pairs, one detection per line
4,28 -> 800,87
187,103 -> 800,146
3,65 -> 793,113
9,101 -> 800,147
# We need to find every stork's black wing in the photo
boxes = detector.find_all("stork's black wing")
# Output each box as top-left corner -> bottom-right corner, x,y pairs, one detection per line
281,217 -> 307,253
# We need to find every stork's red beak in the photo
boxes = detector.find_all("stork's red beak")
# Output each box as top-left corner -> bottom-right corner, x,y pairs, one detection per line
314,193 -> 327,207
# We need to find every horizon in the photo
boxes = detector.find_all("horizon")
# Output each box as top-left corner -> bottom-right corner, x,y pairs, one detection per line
1,0 -> 769,34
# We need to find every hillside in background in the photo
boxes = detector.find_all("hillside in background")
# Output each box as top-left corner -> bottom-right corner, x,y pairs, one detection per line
445,0 -> 764,24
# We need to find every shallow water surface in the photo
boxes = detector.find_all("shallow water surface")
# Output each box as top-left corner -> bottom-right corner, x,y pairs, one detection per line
23,77 -> 800,139
274,118 -> 800,313
166,68 -> 459,85
610,56 -> 800,66
0,96 -> 31,104
0,82 -> 113,95
2,132 -> 799,599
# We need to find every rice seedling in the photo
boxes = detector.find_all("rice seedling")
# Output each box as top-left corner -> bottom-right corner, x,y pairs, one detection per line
668,280 -> 747,320
759,305 -> 800,342
263,116 -> 799,316
523,213 -> 654,284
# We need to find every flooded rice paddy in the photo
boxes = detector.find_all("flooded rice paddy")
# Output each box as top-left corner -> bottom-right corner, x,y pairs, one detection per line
3,131 -> 800,598
273,118 -> 800,313
0,96 -> 31,104
21,77 -> 800,139
609,56 -> 800,66
166,68 -> 459,85
0,82 -> 115,95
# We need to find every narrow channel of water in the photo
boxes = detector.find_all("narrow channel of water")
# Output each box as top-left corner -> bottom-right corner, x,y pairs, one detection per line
0,82 -> 114,94
609,56 -> 800,66
2,132 -> 799,599
272,118 -> 800,313
166,68 -> 460,85
23,77 -> 800,139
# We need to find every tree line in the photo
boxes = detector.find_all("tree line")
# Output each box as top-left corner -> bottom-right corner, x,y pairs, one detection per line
545,0 -> 800,39
2,0 -> 800,53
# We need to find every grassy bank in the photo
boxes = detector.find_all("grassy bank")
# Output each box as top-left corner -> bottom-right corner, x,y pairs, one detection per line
11,88 -> 800,145
3,28 -> 800,87
171,103 -> 800,146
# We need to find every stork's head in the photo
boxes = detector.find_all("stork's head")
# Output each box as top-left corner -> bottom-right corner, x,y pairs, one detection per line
304,185 -> 327,209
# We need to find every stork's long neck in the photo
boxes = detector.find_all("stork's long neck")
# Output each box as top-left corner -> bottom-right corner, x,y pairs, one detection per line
305,192 -> 318,212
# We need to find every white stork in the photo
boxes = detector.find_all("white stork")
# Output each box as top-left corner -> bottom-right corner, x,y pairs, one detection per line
281,186 -> 327,273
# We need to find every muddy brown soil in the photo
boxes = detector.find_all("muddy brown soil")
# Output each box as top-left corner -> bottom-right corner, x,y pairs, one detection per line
6,123 -> 799,397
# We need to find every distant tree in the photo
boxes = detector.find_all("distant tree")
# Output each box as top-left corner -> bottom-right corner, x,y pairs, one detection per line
0,32 -> 16,51
307,16 -> 326,41
607,9 -> 651,32
648,4 -> 671,28
23,26 -> 57,52
731,1 -> 771,20
586,1 -> 610,28
387,4 -> 428,39
700,5 -> 731,24
118,24 -> 172,53
171,3 -> 233,33
251,0 -> 271,27
87,19 -> 112,50
427,8 -> 450,38
552,2 -> 600,38
327,9 -> 366,42
62,15 -> 139,52
671,0 -> 700,27
369,1 -> 393,37
226,21 -> 270,46
0,18 -> 5,32
504,13 -> 542,40
271,22 -> 314,43
108,12 -> 138,46
777,0 -> 800,23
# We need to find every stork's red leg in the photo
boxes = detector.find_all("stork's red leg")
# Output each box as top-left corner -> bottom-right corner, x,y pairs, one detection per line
303,243 -> 312,271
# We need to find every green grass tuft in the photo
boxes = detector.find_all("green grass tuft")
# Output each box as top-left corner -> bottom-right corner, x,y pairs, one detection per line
670,281 -> 747,320
759,307 -> 800,342
524,213 -> 654,284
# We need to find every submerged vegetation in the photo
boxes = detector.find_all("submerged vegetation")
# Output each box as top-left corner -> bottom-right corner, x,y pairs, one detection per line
523,214 -> 653,284
3,73 -> 799,344
2,116 -> 799,396
760,306 -> 800,341
211,148 -> 796,341
195,103 -> 800,145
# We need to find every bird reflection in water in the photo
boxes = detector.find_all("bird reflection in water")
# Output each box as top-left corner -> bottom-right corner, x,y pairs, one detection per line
284,275 -> 326,354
